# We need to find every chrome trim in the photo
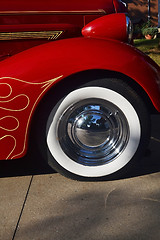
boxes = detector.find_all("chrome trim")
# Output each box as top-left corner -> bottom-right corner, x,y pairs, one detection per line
120,0 -> 127,8
126,15 -> 133,43
0,9 -> 106,16
0,30 -> 63,41
58,99 -> 129,166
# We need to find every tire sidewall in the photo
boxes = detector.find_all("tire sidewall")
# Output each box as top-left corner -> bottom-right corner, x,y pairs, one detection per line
46,78 -> 149,179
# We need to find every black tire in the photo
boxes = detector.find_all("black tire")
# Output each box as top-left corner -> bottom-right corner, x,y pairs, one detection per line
37,78 -> 151,180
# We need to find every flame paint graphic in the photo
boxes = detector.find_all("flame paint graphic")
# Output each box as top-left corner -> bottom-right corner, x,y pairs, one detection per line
0,75 -> 62,159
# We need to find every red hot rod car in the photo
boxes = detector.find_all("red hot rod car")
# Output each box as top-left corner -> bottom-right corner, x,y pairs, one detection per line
0,0 -> 160,180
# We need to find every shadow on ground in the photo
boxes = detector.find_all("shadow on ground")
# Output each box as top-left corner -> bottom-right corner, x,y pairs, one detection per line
0,114 -> 160,179
0,152 -> 55,178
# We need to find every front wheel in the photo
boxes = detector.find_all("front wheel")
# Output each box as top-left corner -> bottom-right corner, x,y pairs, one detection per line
45,78 -> 150,180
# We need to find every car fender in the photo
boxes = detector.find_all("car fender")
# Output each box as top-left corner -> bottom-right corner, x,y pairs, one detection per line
0,37 -> 160,160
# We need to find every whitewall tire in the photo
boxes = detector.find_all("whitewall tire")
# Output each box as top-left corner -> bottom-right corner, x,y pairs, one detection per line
45,78 -> 150,180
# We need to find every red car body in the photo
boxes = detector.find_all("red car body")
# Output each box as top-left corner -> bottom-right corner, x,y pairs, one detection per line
0,0 -> 128,160
0,0 -> 127,60
0,0 -> 159,180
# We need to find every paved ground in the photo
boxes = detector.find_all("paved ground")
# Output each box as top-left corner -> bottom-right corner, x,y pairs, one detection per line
0,115 -> 160,240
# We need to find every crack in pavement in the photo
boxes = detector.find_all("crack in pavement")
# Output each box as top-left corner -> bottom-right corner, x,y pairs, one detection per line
104,188 -> 116,209
12,175 -> 34,240
151,137 -> 160,143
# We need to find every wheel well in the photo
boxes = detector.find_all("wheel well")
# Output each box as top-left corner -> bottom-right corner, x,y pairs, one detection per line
29,69 -> 156,144
31,70 -> 156,127
46,69 -> 156,114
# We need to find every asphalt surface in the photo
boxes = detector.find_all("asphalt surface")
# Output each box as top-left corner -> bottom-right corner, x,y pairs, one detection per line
0,114 -> 160,240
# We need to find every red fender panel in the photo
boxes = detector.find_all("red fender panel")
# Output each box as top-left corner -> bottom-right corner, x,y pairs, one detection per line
0,37 -> 160,159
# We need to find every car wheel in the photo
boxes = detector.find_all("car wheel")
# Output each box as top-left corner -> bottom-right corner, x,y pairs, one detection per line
45,78 -> 150,180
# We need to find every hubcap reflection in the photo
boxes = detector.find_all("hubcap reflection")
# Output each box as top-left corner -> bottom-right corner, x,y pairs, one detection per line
57,99 -> 129,166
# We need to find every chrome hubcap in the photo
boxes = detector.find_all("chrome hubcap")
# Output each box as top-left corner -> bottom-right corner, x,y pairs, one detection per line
57,98 -> 129,166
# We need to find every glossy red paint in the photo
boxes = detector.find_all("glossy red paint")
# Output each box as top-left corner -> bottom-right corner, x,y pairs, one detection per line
82,13 -> 128,42
1,37 -> 160,103
0,0 -> 127,60
0,0 -> 116,13
0,23 -> 80,59
113,0 -> 127,13
0,0 -> 158,164
0,36 -> 160,160
0,75 -> 62,159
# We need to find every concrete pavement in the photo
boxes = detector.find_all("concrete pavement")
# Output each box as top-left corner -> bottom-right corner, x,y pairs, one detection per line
1,115 -> 160,240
